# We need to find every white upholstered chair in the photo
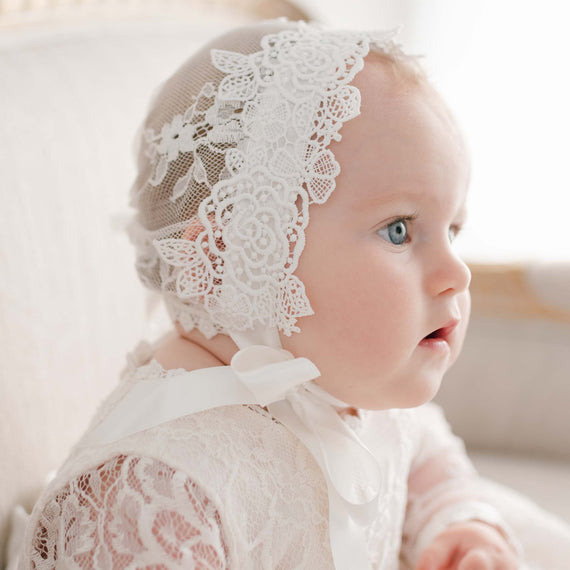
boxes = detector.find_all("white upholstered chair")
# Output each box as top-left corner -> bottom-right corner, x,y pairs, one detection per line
0,0 -> 309,564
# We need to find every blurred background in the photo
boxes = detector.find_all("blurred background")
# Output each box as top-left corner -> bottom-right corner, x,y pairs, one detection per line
301,0 -> 570,263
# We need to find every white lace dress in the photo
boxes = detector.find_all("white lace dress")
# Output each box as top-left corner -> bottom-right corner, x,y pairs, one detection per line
15,342 -> 570,570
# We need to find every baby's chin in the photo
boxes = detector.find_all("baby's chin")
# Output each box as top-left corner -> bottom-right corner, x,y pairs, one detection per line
408,369 -> 447,407
357,372 -> 445,411
401,383 -> 443,409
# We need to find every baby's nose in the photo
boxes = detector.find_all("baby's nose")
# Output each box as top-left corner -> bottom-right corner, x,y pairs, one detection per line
427,247 -> 471,297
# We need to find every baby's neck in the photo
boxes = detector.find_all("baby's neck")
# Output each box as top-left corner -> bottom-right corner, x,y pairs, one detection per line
152,333 -> 225,372
152,325 -> 359,419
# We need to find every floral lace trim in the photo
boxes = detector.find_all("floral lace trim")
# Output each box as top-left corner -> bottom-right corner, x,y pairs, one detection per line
25,455 -> 230,569
129,22 -> 400,338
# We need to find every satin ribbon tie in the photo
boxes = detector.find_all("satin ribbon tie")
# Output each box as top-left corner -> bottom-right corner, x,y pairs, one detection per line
231,346 -> 383,569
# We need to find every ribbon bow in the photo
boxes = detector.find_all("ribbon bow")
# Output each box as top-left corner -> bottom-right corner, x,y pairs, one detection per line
86,345 -> 382,569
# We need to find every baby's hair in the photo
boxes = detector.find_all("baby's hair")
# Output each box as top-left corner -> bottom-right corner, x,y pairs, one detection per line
367,45 -> 428,89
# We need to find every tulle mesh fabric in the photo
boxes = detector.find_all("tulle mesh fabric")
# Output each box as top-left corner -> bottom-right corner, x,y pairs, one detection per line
126,20 -> 403,338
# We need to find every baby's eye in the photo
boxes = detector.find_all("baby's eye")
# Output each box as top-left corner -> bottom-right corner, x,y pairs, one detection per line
377,218 -> 409,246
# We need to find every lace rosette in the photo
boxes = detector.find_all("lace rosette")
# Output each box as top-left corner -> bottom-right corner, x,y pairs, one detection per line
130,22 -> 400,337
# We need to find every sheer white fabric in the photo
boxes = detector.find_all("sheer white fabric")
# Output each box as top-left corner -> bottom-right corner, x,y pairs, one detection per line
26,454 -> 228,569
16,342 -> 563,569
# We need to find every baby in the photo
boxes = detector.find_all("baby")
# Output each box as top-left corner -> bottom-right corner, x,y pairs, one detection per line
15,18 -> 569,570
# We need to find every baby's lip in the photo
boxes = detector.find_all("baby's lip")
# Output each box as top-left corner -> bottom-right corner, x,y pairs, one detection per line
421,319 -> 460,343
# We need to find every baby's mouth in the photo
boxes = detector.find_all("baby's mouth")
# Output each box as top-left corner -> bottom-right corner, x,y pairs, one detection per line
424,329 -> 444,340
420,320 -> 459,346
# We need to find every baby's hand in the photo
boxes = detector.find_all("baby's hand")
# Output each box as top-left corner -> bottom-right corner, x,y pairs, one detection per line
415,521 -> 519,570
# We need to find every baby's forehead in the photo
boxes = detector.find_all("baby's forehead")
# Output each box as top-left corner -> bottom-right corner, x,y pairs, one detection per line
356,61 -> 466,151
355,54 -> 465,138
327,66 -> 471,216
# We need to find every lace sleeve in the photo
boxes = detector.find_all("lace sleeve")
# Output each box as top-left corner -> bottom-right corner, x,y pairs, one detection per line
24,455 -> 229,569
401,403 -> 523,567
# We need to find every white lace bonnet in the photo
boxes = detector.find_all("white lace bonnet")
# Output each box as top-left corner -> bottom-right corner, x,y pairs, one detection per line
127,19 -> 408,349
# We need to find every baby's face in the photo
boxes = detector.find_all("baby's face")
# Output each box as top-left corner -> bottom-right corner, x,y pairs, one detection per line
280,58 -> 471,410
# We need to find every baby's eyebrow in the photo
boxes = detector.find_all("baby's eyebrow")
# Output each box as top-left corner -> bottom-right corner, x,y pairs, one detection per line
355,189 -> 468,222
355,189 -> 422,210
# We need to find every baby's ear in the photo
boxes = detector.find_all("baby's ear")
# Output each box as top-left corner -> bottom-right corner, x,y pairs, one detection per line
181,215 -> 207,241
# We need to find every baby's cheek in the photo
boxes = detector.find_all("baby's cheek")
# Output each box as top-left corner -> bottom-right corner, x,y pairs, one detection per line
342,279 -> 413,357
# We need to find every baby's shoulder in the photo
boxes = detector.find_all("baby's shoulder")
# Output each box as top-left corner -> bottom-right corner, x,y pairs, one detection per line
157,402 -> 319,481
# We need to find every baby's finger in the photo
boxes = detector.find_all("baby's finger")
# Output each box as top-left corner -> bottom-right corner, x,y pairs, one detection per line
457,549 -> 493,570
